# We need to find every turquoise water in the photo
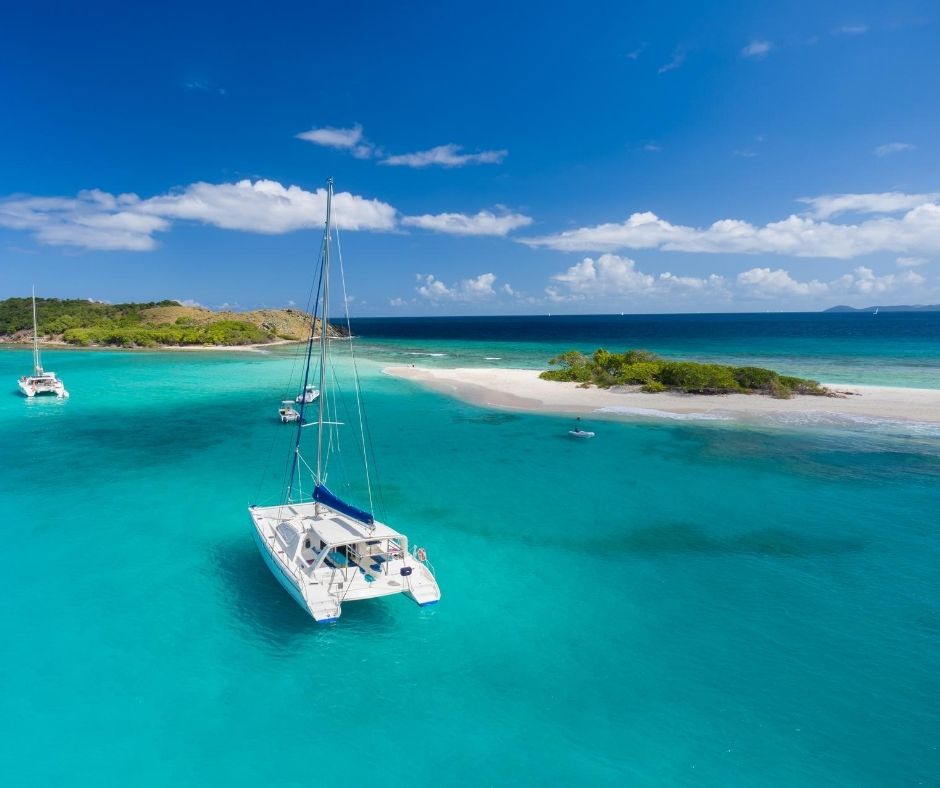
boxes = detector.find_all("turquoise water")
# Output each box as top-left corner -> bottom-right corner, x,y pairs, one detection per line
349,312 -> 940,388
1,337 -> 938,786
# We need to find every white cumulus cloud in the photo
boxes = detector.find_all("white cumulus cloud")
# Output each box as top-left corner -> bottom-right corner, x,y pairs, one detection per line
521,193 -> 940,259
737,266 -> 925,299
0,180 -> 398,250
139,179 -> 397,233
382,144 -> 507,168
416,272 -> 507,301
548,254 -> 729,301
737,267 -> 828,296
402,209 -> 532,236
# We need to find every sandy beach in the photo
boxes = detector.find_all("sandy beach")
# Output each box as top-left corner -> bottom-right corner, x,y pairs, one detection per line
385,365 -> 940,425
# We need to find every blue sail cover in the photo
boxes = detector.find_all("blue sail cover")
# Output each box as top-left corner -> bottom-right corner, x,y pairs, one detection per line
314,484 -> 374,526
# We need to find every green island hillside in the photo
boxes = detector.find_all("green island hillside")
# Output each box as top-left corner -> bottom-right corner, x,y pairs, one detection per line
0,297 -> 344,348
541,349 -> 830,399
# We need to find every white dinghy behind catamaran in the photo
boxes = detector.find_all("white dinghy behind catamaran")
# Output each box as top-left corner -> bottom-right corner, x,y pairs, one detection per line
249,178 -> 440,623
296,384 -> 320,403
17,288 -> 68,399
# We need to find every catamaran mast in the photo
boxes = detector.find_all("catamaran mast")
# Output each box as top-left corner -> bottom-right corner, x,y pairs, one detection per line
315,178 -> 333,485
31,286 -> 41,375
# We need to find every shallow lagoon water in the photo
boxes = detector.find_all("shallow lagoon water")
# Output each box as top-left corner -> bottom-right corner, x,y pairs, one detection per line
1,317 -> 938,786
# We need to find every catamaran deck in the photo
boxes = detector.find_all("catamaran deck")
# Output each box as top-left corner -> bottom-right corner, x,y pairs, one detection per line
249,501 -> 439,616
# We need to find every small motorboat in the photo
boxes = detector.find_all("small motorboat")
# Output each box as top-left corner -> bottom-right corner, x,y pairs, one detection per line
569,428 -> 595,439
568,418 -> 594,438
296,384 -> 320,404
279,400 -> 301,423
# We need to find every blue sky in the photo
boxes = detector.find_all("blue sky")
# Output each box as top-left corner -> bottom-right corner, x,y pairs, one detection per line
2,0 -> 939,314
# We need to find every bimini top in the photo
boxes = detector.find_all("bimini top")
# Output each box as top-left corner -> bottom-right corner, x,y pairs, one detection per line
303,510 -> 405,547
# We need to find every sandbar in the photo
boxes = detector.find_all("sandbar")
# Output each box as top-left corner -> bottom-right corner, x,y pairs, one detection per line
384,366 -> 940,426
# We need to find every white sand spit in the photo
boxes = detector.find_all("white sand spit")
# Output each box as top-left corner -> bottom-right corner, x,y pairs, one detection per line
384,366 -> 940,425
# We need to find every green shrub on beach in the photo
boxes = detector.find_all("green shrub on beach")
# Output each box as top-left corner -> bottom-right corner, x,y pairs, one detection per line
539,348 -> 828,398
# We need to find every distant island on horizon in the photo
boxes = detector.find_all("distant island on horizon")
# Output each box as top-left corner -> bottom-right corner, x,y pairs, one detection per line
0,297 -> 340,348
824,304 -> 940,313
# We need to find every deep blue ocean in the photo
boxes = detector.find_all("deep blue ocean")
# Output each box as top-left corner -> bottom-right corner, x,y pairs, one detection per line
346,311 -> 940,388
1,312 -> 938,786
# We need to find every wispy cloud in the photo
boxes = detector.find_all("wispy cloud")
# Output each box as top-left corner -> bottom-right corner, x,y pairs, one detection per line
641,142 -> 661,152
0,190 -> 169,251
295,124 -> 375,159
520,191 -> 940,259
402,209 -> 532,236
657,50 -> 686,74
295,125 -> 507,168
835,24 -> 868,35
627,43 -> 647,60
741,40 -> 773,59
382,144 -> 507,168
182,79 -> 226,96
873,142 -> 915,157
799,191 -> 940,219
896,256 -> 928,268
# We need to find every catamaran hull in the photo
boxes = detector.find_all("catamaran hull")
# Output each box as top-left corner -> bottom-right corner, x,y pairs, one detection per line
17,381 -> 68,398
247,503 -> 440,623
249,524 -> 311,613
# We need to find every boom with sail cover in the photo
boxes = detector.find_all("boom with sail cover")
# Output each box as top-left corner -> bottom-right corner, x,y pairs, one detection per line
314,484 -> 374,526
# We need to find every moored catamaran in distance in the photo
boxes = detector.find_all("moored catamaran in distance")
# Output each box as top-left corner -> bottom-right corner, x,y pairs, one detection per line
249,178 -> 440,623
18,287 -> 68,399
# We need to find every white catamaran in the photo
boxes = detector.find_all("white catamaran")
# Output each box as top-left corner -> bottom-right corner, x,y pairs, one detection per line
18,288 -> 68,399
249,178 -> 440,623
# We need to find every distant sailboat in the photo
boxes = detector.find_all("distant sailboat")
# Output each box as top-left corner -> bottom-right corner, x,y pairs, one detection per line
17,288 -> 68,398
873,307 -> 879,316
249,179 -> 440,623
